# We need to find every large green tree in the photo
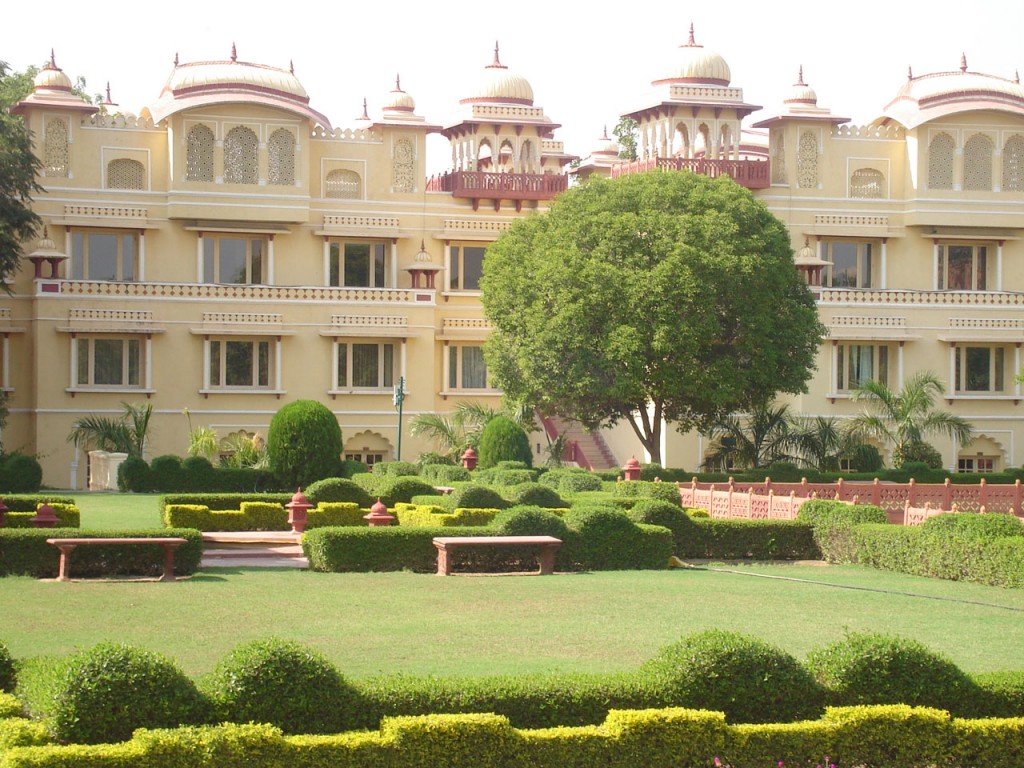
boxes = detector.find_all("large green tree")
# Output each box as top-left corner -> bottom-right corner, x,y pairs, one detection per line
480,171 -> 824,464
0,61 -> 43,285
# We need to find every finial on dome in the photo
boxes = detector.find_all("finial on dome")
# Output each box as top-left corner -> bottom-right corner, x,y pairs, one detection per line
47,49 -> 57,69
907,65 -> 913,80
1016,69 -> 1021,84
174,51 -> 179,67
687,22 -> 696,46
104,82 -> 113,105
796,65 -> 805,86
601,124 -> 610,140
360,97 -> 369,120
960,52 -> 967,73
231,42 -> 237,62
395,73 -> 401,90
290,59 -> 294,75
493,41 -> 501,66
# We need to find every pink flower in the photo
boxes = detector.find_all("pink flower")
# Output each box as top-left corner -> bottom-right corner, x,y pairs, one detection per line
714,759 -> 722,768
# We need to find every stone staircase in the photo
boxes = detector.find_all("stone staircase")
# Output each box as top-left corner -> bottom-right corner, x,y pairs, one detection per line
201,531 -> 308,569
544,416 -> 619,471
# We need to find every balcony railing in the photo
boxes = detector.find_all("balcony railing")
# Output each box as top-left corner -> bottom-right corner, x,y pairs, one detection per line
426,171 -> 568,210
818,288 -> 1024,307
610,157 -> 770,189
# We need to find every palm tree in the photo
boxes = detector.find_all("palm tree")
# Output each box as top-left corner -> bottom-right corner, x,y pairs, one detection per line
705,402 -> 794,470
67,402 -> 153,458
848,371 -> 973,467
410,399 -> 537,461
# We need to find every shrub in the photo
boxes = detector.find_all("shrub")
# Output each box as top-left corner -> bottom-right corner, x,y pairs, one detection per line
541,469 -> 603,494
181,455 -> 216,491
353,473 -> 441,506
267,400 -> 343,489
806,632 -> 980,715
478,416 -> 532,469
117,455 -> 152,492
372,460 -> 419,478
339,458 -> 370,478
23,642 -> 209,744
797,499 -> 888,562
202,638 -> 360,735
304,477 -> 373,508
641,629 -> 824,723
149,454 -> 185,491
449,484 -> 509,511
920,511 -> 1024,540
491,506 -> 569,538
0,453 -> 43,493
505,482 -> 565,509
895,441 -> 944,469
613,480 -> 682,506
420,463 -> 472,485
679,518 -> 819,560
486,468 -> 538,486
0,640 -> 14,692
626,499 -> 696,552
562,505 -> 671,570
417,451 -> 454,468
495,460 -> 530,470
848,443 -> 884,472
638,463 -> 689,482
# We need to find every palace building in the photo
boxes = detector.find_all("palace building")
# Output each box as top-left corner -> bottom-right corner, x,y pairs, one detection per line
6,30 -> 1024,487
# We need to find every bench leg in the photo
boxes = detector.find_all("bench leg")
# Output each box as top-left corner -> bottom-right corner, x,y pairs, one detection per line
538,545 -> 557,575
56,545 -> 76,582
160,545 -> 178,582
436,546 -> 451,576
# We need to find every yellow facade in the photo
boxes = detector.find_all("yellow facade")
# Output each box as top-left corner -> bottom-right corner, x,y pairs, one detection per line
7,36 -> 1024,487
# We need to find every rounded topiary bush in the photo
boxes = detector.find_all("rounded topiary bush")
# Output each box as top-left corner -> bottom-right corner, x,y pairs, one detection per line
477,416 -> 532,469
339,459 -> 369,478
0,641 -> 15,692
492,506 -> 569,538
627,499 -> 694,539
488,469 -> 538,486
420,463 -> 471,485
562,505 -> 643,570
267,400 -> 343,489
506,482 -> 565,509
149,454 -> 184,492
305,477 -> 373,508
921,511 -> 1024,540
450,484 -> 509,510
642,629 -> 824,723
117,455 -> 152,492
372,460 -> 419,478
45,642 -> 209,744
806,632 -> 978,714
557,471 -> 603,494
181,455 -> 216,491
202,638 -> 360,734
0,453 -> 43,493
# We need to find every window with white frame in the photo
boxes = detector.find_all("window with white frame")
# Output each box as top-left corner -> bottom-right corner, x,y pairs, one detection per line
75,337 -> 142,388
203,236 -> 266,284
329,241 -> 387,288
448,345 -> 490,390
449,245 -> 487,291
267,128 -> 296,186
186,124 -> 215,181
224,126 -> 259,184
71,231 -> 137,281
207,339 -> 271,389
937,244 -> 987,290
106,159 -> 145,190
963,133 -> 994,191
823,241 -> 873,288
928,133 -> 954,190
955,345 -> 1005,393
335,341 -> 395,389
325,169 -> 361,199
835,343 -> 888,392
958,456 -> 996,473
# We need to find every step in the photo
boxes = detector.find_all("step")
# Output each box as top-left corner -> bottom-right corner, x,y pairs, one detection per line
202,545 -> 305,558
201,555 -> 308,569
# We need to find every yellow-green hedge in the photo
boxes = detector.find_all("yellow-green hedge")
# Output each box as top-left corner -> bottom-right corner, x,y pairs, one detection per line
163,503 -> 365,531
4,706 -> 1023,768
393,503 -> 502,527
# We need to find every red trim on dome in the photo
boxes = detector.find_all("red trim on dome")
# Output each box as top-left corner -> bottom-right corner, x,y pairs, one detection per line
917,89 -> 1024,108
384,105 -> 415,112
37,83 -> 73,93
459,96 -> 534,106
651,76 -> 731,87
172,82 -> 311,105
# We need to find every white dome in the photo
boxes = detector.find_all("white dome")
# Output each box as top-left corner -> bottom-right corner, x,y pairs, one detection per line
460,42 -> 534,105
654,24 -> 731,86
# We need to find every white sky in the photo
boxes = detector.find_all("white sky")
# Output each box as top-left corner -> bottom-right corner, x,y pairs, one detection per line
4,0 -> 1024,174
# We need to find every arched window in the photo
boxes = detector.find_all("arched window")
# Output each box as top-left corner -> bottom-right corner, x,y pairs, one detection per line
325,169 -> 361,199
224,126 -> 259,184
963,133 -> 994,191
520,140 -> 535,173
928,133 -> 954,189
673,123 -> 690,158
849,168 -> 884,198
719,125 -> 733,159
44,118 -> 69,177
1002,135 -> 1024,192
186,124 -> 215,181
797,129 -> 818,188
267,128 -> 295,186
106,159 -> 145,190
770,129 -> 786,184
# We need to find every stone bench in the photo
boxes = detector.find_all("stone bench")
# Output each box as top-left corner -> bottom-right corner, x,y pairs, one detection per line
432,535 -> 562,576
46,537 -> 188,582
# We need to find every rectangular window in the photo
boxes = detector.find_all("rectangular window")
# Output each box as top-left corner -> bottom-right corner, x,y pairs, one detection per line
958,457 -> 995,473
329,242 -> 387,288
208,340 -> 270,388
345,452 -> 384,466
835,343 -> 888,392
955,346 -> 1004,393
75,337 -> 141,387
938,244 -> 987,290
450,245 -> 487,291
203,236 -> 265,284
335,342 -> 394,389
823,241 -> 873,288
448,345 -> 490,390
71,231 -> 137,281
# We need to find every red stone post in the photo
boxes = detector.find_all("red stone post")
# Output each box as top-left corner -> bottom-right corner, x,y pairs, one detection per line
286,489 -> 312,534
623,457 -> 641,481
461,447 -> 478,471
363,498 -> 396,527
31,502 -> 59,528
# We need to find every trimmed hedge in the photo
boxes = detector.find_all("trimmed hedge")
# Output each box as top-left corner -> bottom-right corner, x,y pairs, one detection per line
448,484 -> 509,511
164,503 -> 366,531
371,461 -> 419,478
0,495 -> 75,513
3,502 -> 80,528
540,469 -> 604,494
679,518 -> 820,560
17,641 -> 209,744
123,457 -> 278,493
159,493 -> 293,513
5,706 -> 1023,767
419,463 -> 471,485
0,453 -> 43,493
0,641 -> 14,693
504,482 -> 565,508
0,528 -> 203,578
304,477 -> 374,508
353,473 -> 441,506
201,638 -> 360,735
477,416 -> 532,469
267,399 -> 343,489
394,503 -> 500,528
612,480 -> 682,506
561,507 -> 672,571
797,500 -> 889,562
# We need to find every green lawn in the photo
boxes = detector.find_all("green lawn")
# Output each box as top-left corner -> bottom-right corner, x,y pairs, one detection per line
4,493 -> 1020,680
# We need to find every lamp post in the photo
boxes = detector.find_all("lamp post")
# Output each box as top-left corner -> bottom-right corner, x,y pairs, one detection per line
393,376 -> 406,460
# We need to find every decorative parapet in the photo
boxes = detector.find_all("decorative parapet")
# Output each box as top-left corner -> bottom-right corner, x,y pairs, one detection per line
331,314 -> 407,328
814,214 -> 889,227
58,308 -> 163,334
468,104 -> 549,121
541,140 -> 565,154
819,289 -> 1024,307
949,317 -> 1024,329
86,113 -> 157,130
310,126 -> 382,142
63,205 -> 149,220
442,219 -> 514,239
831,124 -> 904,140
438,317 -> 492,340
52,280 -> 434,304
320,314 -> 414,338
322,215 -> 400,230
667,84 -> 746,103
831,315 -> 907,328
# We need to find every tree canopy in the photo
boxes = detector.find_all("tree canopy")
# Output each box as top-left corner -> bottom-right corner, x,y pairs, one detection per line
480,170 -> 824,464
0,61 -> 43,285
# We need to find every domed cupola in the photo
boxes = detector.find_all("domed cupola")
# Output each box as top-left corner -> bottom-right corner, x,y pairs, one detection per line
592,126 -> 620,157
460,42 -> 534,106
785,66 -> 818,106
34,50 -> 74,93
382,75 -> 415,114
653,24 -> 731,87
11,51 -> 97,116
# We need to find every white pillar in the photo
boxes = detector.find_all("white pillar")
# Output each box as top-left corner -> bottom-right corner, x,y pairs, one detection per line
69,335 -> 78,388
332,340 -> 340,389
391,239 -> 398,288
323,239 -> 331,287
144,336 -> 153,389
830,342 -> 839,393
879,238 -> 887,289
1016,345 -> 1021,398
267,236 -> 275,285
933,240 -> 940,289
138,230 -> 146,281
202,338 -> 211,388
197,233 -> 204,283
442,343 -> 450,392
997,241 -> 1003,291
444,242 -> 452,291
401,339 -> 408,381
898,342 -> 905,389
274,338 -> 283,390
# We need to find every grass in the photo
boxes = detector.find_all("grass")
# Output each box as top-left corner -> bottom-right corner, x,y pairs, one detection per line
4,492 -> 1021,681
